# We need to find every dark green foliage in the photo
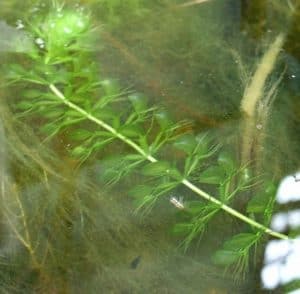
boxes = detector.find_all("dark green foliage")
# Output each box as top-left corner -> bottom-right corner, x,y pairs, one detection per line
213,232 -> 261,276
247,181 -> 277,224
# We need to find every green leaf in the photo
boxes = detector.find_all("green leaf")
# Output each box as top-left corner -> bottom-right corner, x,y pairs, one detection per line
99,157 -> 127,184
123,154 -> 145,162
128,93 -> 148,113
247,193 -> 269,213
142,161 -> 171,177
23,89 -> 43,99
218,151 -> 235,175
120,124 -> 143,137
199,166 -> 226,184
49,69 -> 71,84
194,133 -> 210,154
70,129 -> 92,141
173,134 -> 197,154
42,109 -> 65,119
99,154 -> 144,185
129,185 -> 153,199
111,116 -> 120,129
16,101 -> 34,110
264,181 -> 276,195
98,107 -> 116,120
172,223 -> 193,235
222,233 -> 258,252
91,138 -> 114,152
155,180 -> 179,192
40,123 -> 59,135
213,232 -> 261,269
138,136 -> 149,153
213,233 -> 259,266
212,250 -> 240,265
129,179 -> 178,213
239,167 -> 252,186
154,109 -> 173,130
247,181 -> 276,213
186,201 -> 206,215
100,79 -> 120,96
71,145 -> 87,157
8,64 -> 27,78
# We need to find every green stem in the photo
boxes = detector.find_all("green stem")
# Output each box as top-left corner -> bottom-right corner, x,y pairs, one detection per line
181,179 -> 287,239
49,83 -> 289,240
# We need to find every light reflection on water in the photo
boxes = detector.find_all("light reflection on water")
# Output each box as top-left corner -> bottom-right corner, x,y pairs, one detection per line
262,172 -> 300,292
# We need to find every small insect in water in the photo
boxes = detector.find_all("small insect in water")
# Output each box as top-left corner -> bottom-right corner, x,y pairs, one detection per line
170,196 -> 185,210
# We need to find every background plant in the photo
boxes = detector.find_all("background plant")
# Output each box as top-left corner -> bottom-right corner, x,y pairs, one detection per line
1,1 -> 295,289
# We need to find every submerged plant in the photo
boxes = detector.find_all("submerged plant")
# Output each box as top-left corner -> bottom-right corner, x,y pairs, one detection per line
1,1 -> 292,281
240,34 -> 285,167
89,0 -> 147,29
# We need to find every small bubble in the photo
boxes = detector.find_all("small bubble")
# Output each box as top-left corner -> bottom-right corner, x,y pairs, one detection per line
291,74 -> 296,79
256,124 -> 263,130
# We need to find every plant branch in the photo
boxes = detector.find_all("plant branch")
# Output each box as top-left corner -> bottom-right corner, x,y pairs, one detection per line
2,183 -> 40,268
240,34 -> 285,164
49,83 -> 289,240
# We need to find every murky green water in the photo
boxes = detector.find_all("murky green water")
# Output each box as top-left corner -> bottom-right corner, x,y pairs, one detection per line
0,0 -> 299,293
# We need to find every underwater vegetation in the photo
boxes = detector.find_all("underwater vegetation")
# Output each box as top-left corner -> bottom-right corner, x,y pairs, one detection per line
0,0 -> 299,292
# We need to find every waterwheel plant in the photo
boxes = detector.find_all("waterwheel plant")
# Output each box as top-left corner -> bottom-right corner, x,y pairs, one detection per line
1,1 -> 292,282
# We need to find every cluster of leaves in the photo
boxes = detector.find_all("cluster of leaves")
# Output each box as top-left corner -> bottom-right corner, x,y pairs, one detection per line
172,143 -> 253,245
3,2 -> 285,276
169,137 -> 267,271
212,181 -> 277,275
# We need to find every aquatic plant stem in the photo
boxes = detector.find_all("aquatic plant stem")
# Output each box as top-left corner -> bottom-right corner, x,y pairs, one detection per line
49,84 -> 157,163
2,183 -> 40,268
240,34 -> 285,164
49,84 -> 289,240
181,179 -> 287,239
